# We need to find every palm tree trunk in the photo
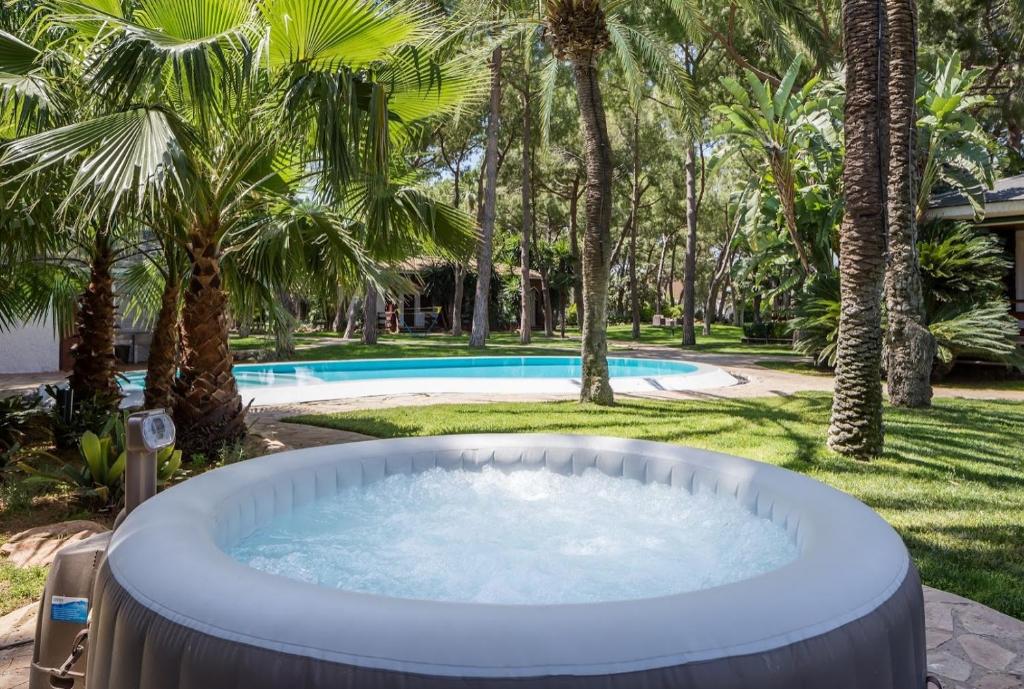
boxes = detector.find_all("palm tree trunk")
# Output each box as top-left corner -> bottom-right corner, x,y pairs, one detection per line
469,46 -> 502,348
174,226 -> 245,459
572,58 -> 614,405
519,80 -> 533,345
69,235 -> 120,408
343,294 -> 360,340
828,0 -> 887,458
362,281 -> 378,345
682,144 -> 698,346
885,0 -> 935,407
143,276 -> 179,410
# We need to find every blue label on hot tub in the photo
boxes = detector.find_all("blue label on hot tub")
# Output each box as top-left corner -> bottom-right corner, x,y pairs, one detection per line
51,596 -> 88,624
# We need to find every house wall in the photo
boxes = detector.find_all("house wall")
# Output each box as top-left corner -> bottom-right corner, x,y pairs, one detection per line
0,313 -> 61,374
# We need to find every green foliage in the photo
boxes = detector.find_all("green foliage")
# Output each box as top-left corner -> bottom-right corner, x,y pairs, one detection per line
0,393 -> 48,474
791,272 -> 841,365
792,223 -> 1021,370
44,385 -> 120,451
915,54 -> 997,218
742,320 -> 791,340
18,409 -> 183,507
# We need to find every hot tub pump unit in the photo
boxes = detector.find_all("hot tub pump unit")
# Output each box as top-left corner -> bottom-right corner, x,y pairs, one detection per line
29,410 -> 176,689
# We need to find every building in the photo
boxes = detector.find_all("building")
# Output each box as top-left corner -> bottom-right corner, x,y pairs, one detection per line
925,174 -> 1024,341
379,258 -> 546,333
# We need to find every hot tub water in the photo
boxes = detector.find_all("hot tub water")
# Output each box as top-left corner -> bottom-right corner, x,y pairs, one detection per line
229,466 -> 799,605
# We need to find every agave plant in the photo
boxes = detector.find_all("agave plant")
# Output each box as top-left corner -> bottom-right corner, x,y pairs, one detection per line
19,411 -> 183,506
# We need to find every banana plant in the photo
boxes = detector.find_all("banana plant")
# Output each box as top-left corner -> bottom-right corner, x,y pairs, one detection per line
915,54 -> 997,221
713,55 -> 842,276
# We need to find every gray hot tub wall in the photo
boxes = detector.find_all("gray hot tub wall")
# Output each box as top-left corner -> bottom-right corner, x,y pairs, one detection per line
85,435 -> 927,689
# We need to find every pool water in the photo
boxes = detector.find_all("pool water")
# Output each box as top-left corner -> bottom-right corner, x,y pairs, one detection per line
228,467 -> 799,605
120,356 -> 700,392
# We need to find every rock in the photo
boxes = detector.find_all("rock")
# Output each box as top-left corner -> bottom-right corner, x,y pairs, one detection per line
927,630 -> 953,650
960,606 -> 1024,641
0,602 -> 36,648
959,635 -> 1017,672
927,600 -> 956,632
928,650 -> 974,682
974,673 -> 1024,689
0,521 -> 108,568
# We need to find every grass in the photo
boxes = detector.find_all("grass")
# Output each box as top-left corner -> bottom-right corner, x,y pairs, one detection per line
605,323 -> 796,356
286,393 -> 1024,619
0,559 -> 47,616
229,323 -> 799,362
755,359 -> 834,376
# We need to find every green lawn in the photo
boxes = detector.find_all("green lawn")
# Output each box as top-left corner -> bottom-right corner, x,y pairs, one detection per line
286,393 -> 1024,619
0,560 -> 47,616
229,323 -> 799,361
755,359 -> 834,376
605,323 -> 796,356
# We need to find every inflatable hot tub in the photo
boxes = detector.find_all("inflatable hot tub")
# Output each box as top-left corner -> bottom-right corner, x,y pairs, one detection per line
87,435 -> 926,689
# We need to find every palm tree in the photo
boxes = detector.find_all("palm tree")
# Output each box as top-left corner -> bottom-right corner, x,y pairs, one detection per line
544,0 -> 616,404
884,0 -> 935,408
828,0 -> 886,459
4,0 -> 482,456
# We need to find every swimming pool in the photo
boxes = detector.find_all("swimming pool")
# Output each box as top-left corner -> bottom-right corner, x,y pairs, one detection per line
121,356 -> 738,406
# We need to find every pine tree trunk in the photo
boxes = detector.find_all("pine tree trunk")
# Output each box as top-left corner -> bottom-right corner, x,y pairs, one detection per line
569,176 -> 584,328
572,57 -> 614,405
174,225 -> 245,459
469,46 -> 502,348
519,81 -> 533,345
143,276 -> 179,410
682,144 -> 698,346
540,266 -> 554,337
451,263 -> 465,336
628,110 -> 641,341
654,233 -> 668,315
69,235 -> 120,408
343,294 -> 360,340
884,0 -> 935,407
828,0 -> 887,458
362,281 -> 378,345
332,285 -> 346,333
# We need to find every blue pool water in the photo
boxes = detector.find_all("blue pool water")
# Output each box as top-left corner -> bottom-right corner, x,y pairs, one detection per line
120,356 -> 700,391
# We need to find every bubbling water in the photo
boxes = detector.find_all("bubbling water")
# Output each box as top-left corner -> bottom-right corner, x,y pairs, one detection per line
229,466 -> 798,605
